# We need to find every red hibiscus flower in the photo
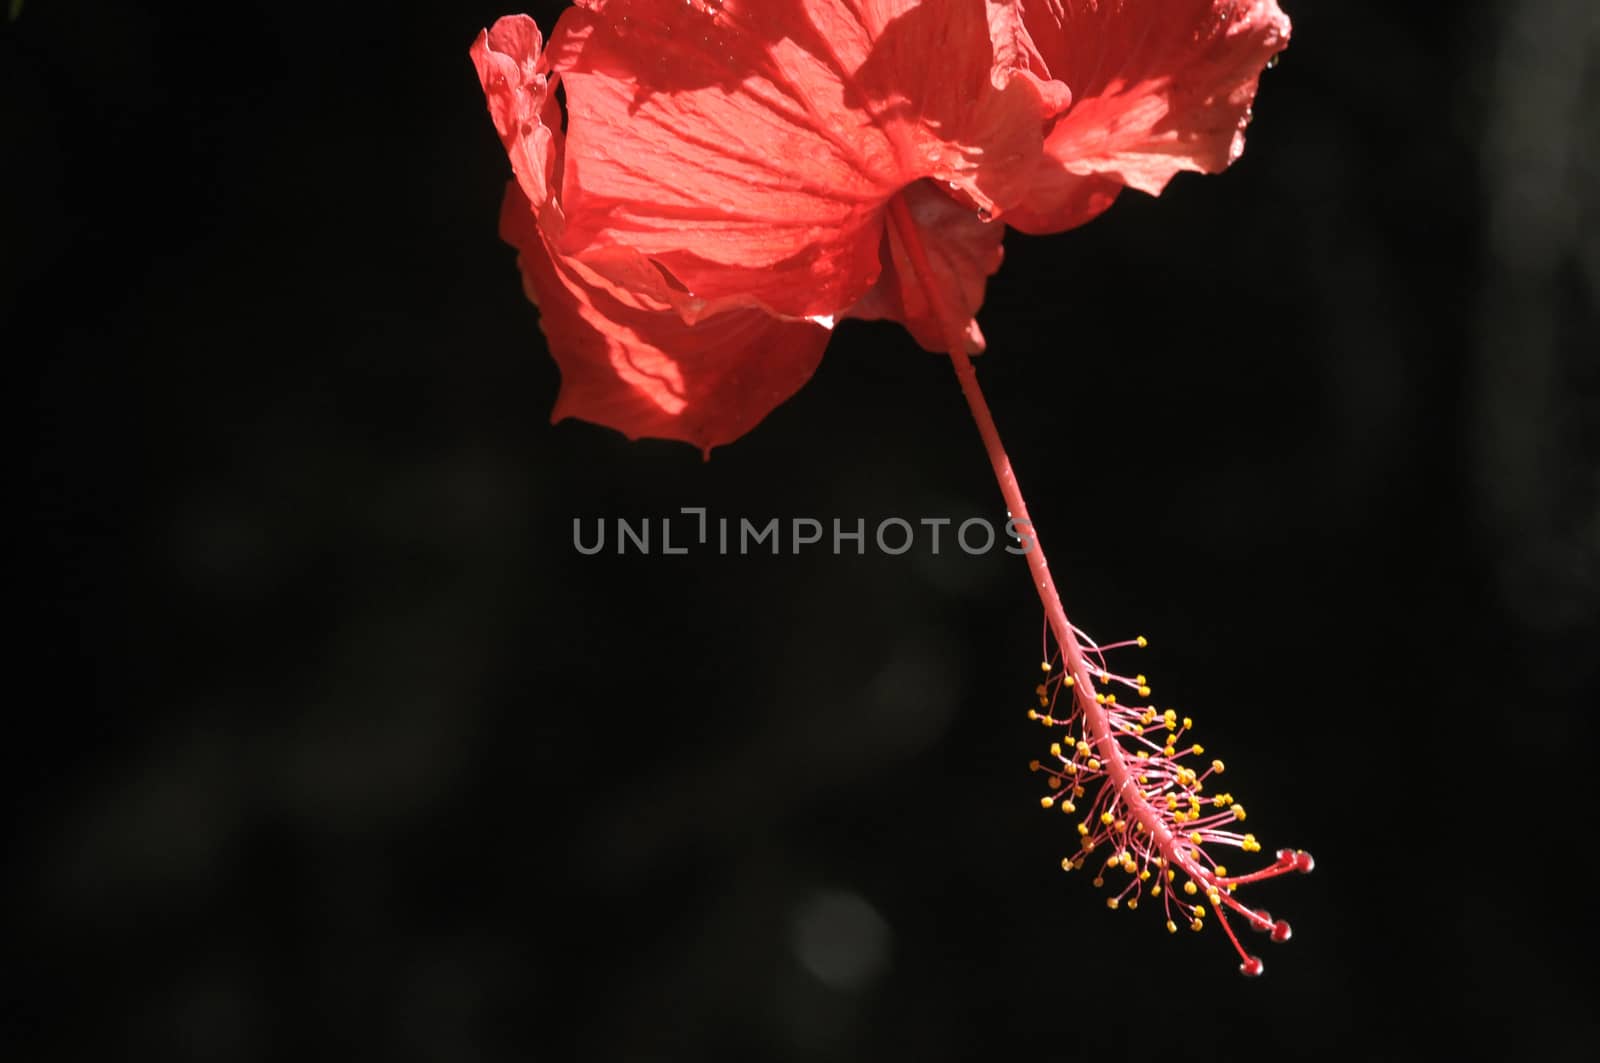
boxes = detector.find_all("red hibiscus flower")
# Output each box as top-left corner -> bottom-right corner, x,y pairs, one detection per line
473,0 -> 1288,453
472,0 -> 1310,976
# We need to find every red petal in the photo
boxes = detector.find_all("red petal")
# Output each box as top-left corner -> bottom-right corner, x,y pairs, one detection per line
1004,0 -> 1290,233
499,183 -> 830,455
986,0 -> 1073,116
1003,171 -> 1123,238
848,181 -> 1005,355
469,16 -> 558,211
544,0 -> 1051,321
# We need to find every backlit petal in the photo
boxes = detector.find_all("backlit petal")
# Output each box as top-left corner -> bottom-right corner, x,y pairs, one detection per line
545,0 -> 1051,320
469,15 -> 558,211
499,183 -> 831,455
1007,0 -> 1290,233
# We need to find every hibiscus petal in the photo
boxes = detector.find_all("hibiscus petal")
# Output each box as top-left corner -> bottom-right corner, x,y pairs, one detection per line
469,15 -> 558,211
543,0 -> 1051,321
499,183 -> 831,455
1005,0 -> 1290,234
1004,170 -> 1124,239
986,0 -> 1073,115
848,181 -> 1005,355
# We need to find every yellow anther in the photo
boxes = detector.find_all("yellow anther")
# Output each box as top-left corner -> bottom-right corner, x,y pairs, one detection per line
1137,750 -> 1150,759
1095,693 -> 1107,704
1061,858 -> 1074,871
1121,860 -> 1137,875
1241,833 -> 1260,852
1078,823 -> 1090,836
1107,854 -> 1122,867
1040,796 -> 1055,809
1063,762 -> 1077,776
1107,897 -> 1119,910
1191,744 -> 1205,755
1166,919 -> 1177,933
1062,675 -> 1074,687
1212,760 -> 1226,774
1113,819 -> 1126,831
1193,904 -> 1206,918
1127,898 -> 1139,911
1135,674 -> 1147,686
1140,870 -> 1151,881
1184,881 -> 1198,896
1207,889 -> 1221,905
1087,759 -> 1101,771
1063,737 -> 1077,750
1191,918 -> 1204,932
1041,661 -> 1052,672
1101,811 -> 1116,825
1049,742 -> 1061,757
1137,636 -> 1148,648
1214,865 -> 1228,877
1182,717 -> 1193,730
1190,832 -> 1204,845
1027,710 -> 1039,721
1040,716 -> 1054,726
1233,805 -> 1248,822
1167,869 -> 1176,881
1106,694 -> 1116,704
1151,885 -> 1162,897
1164,745 -> 1177,757
1060,801 -> 1076,814
1138,686 -> 1151,697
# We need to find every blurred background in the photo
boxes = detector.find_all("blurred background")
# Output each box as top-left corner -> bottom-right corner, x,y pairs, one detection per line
7,0 -> 1597,1058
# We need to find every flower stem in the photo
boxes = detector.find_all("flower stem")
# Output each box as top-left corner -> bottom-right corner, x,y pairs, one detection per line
885,195 -> 1182,867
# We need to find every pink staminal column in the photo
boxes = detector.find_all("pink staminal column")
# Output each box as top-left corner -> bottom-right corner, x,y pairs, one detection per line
886,194 -> 1313,977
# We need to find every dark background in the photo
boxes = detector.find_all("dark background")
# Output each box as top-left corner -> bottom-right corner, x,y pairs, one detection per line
8,0 -> 1597,1059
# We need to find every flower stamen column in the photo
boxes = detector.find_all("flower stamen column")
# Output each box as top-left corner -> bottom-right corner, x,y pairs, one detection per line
885,194 -> 1312,976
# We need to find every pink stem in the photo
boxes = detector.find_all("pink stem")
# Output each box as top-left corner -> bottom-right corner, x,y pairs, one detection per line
886,195 -> 1195,880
